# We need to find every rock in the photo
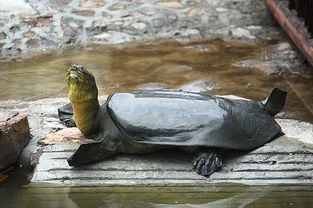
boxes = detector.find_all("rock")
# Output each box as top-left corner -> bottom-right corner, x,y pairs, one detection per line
216,7 -> 229,12
61,17 -> 84,43
26,38 -> 39,48
0,0 -> 36,16
207,0 -> 219,6
157,2 -> 183,10
30,16 -> 53,27
51,0 -> 72,8
0,32 -> 6,39
231,27 -> 256,39
109,3 -> 126,10
131,22 -> 147,31
94,32 -> 111,40
79,0 -> 106,8
23,31 -> 35,38
276,42 -> 291,51
73,10 -> 95,17
137,82 -> 169,90
187,9 -> 203,17
246,25 -> 262,30
178,78 -> 219,93
0,112 -> 31,171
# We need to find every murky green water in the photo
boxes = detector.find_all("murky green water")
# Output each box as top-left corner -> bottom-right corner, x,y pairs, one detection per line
1,173 -> 313,208
0,39 -> 313,122
1,40 -> 313,207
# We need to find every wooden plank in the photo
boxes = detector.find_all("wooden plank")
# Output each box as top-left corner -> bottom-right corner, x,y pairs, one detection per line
265,0 -> 313,66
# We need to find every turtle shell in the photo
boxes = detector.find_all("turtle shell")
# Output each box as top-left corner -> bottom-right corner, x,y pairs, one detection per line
106,91 -> 281,150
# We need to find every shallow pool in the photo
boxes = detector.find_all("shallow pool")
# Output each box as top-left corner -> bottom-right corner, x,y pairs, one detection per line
1,40 -> 313,208
0,39 -> 313,122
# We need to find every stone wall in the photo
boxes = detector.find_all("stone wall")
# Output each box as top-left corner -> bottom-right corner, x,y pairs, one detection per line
0,0 -> 278,61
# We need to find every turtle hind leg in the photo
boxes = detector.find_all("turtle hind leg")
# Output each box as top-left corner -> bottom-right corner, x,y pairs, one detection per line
192,150 -> 222,177
58,103 -> 76,127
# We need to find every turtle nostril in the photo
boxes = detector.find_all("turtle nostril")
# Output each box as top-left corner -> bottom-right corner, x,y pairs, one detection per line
70,65 -> 77,71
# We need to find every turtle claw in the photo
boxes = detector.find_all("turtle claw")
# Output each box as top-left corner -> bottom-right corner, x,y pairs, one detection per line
192,152 -> 222,177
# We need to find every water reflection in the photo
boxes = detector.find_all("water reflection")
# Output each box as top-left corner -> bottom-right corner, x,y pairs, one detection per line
10,185 -> 313,208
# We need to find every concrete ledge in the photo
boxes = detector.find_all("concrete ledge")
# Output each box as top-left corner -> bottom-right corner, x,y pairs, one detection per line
31,133 -> 313,186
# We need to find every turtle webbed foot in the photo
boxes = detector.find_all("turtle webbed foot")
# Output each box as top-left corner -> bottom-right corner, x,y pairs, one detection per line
192,152 -> 222,177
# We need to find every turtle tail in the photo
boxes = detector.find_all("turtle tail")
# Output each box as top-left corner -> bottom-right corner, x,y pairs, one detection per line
260,88 -> 287,117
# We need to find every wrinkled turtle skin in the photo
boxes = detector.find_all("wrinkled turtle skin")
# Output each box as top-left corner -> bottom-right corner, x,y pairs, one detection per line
58,65 -> 287,177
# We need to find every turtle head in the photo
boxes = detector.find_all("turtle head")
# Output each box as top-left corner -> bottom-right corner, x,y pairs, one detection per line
67,65 -> 98,103
66,65 -> 100,136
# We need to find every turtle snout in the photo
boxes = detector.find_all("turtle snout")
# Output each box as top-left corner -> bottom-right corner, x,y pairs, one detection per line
70,65 -> 79,71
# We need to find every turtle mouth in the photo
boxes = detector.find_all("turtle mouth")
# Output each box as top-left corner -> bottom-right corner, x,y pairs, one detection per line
67,65 -> 84,82
67,70 -> 79,80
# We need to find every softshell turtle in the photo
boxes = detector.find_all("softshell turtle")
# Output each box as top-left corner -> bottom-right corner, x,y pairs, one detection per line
58,65 -> 287,176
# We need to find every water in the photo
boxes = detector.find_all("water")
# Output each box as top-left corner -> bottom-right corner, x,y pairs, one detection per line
2,179 -> 313,208
1,39 -> 313,207
0,39 -> 313,122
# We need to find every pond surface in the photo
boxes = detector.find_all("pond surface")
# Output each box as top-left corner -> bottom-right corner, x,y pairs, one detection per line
1,170 -> 313,208
1,40 -> 313,208
0,39 -> 313,122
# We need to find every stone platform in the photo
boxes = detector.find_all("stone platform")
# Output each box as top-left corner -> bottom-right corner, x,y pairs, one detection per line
31,119 -> 313,186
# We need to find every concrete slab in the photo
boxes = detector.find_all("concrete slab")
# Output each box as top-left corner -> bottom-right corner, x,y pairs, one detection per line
31,133 -> 313,186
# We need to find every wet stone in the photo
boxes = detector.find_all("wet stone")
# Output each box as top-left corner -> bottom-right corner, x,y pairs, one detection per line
152,19 -> 164,28
35,16 -> 53,27
13,39 -> 22,45
0,32 -> 6,39
276,42 -> 292,51
51,0 -> 72,8
109,3 -> 126,10
178,78 -> 219,93
93,32 -> 111,40
131,22 -> 147,31
157,1 -> 183,10
79,0 -> 106,8
73,10 -> 96,17
167,13 -> 177,23
187,9 -> 203,17
231,27 -> 256,39
10,25 -> 20,33
23,31 -> 35,38
207,0 -> 219,6
216,7 -> 229,12
26,38 -> 40,48
61,17 -> 84,41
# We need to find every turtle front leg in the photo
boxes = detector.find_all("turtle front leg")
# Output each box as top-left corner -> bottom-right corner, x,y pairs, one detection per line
192,150 -> 222,177
68,135 -> 118,166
